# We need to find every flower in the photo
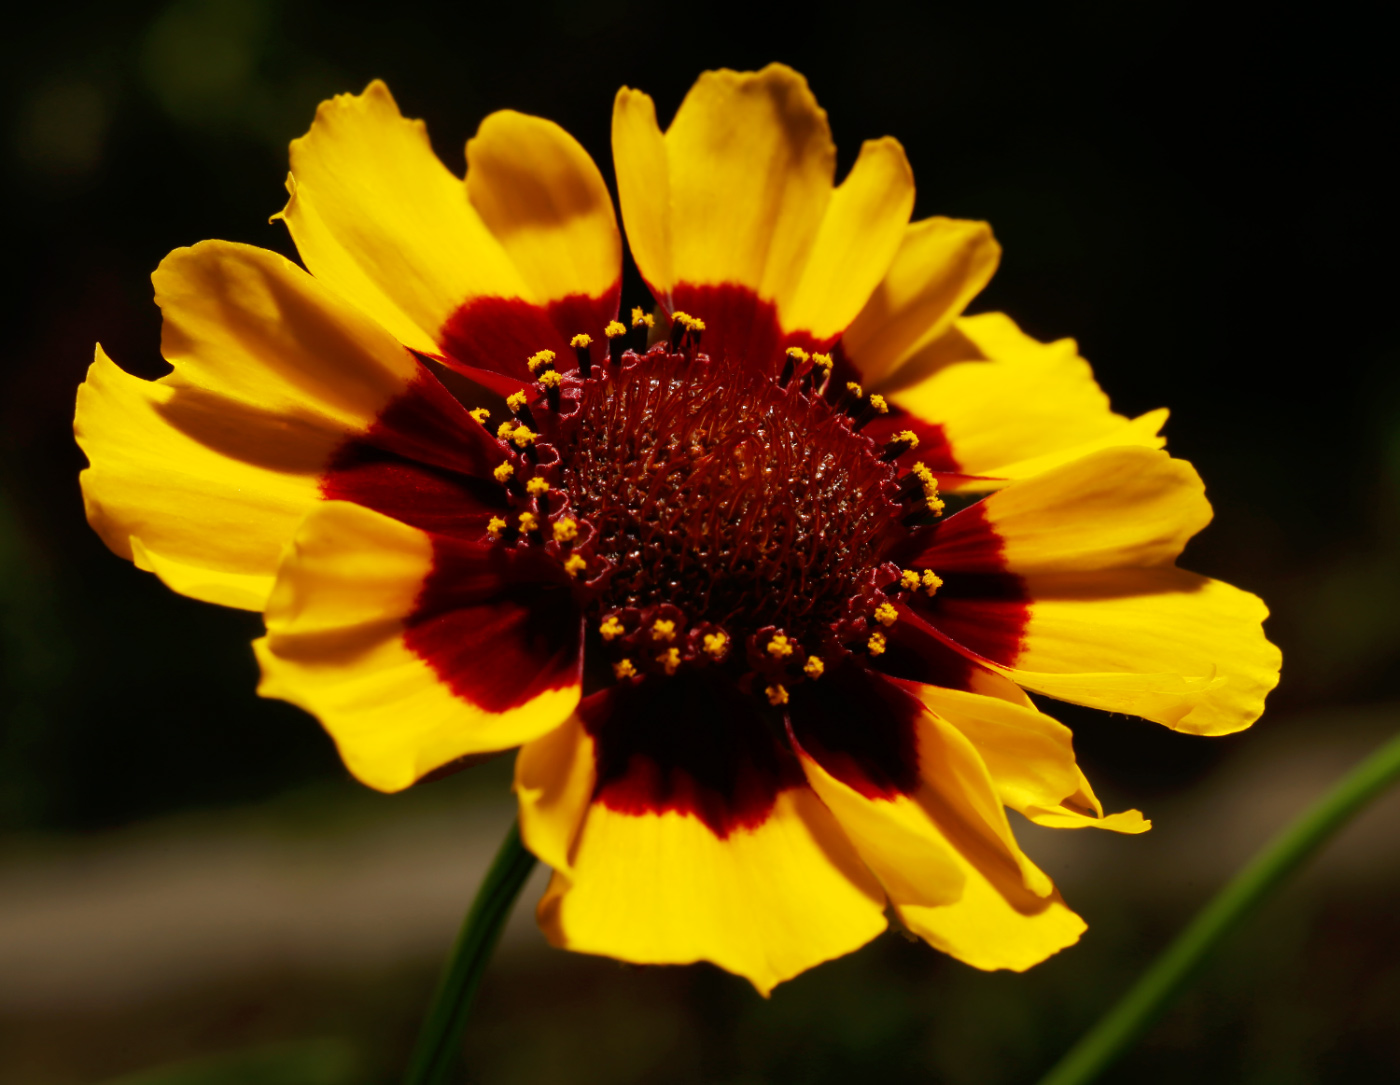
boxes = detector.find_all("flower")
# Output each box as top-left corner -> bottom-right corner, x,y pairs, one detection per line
74,65 -> 1280,994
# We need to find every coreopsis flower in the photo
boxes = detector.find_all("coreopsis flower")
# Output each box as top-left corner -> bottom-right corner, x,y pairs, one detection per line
75,65 -> 1280,994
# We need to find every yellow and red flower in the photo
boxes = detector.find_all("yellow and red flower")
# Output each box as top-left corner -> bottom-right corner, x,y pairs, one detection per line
75,65 -> 1280,993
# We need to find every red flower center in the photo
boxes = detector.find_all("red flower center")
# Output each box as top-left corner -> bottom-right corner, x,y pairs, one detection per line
486,326 -> 939,702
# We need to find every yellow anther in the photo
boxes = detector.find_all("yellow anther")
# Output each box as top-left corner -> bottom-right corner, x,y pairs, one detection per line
525,476 -> 550,496
688,316 -> 706,332
656,647 -> 681,675
510,425 -> 536,448
605,320 -> 627,338
527,349 -> 556,373
869,394 -> 889,415
630,306 -> 654,328
469,407 -> 490,424
652,619 -> 677,642
552,517 -> 578,543
922,569 -> 944,597
767,634 -> 795,659
867,631 -> 887,656
803,656 -> 825,679
506,390 -> 528,413
517,511 -> 539,533
671,310 -> 694,328
702,631 -> 729,659
570,333 -> 592,349
538,369 -> 562,389
894,429 -> 919,449
900,569 -> 921,590
613,658 -> 636,680
599,616 -> 625,641
486,516 -> 507,538
811,352 -> 833,371
846,381 -> 863,397
564,554 -> 587,578
765,684 -> 789,707
874,601 -> 899,627
492,462 -> 515,484
497,421 -> 516,440
786,347 -> 810,363
925,489 -> 946,516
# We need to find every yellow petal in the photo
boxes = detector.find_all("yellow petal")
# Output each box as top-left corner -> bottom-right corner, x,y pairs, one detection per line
882,312 -> 1166,488
842,217 -> 1001,387
76,241 -> 419,610
610,87 -> 673,296
973,446 -> 1212,574
465,109 -> 622,306
794,742 -> 967,909
523,704 -> 888,997
515,712 -> 596,877
1006,569 -> 1281,736
912,681 -> 1149,833
915,446 -> 1281,734
279,81 -> 619,357
255,502 -> 581,792
781,137 -> 915,341
795,687 -> 1083,971
613,65 -> 912,340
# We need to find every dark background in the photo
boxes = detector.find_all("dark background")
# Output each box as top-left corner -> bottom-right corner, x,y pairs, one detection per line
1,2 -> 1395,1083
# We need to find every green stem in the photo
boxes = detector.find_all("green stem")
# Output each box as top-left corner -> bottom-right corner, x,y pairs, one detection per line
402,817 -> 537,1085
1037,729 -> 1400,1085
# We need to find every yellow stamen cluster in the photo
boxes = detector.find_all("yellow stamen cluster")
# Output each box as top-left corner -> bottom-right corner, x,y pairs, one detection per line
922,569 -> 943,597
846,381 -> 863,397
803,656 -> 825,679
910,462 -> 944,515
527,349 -> 556,374
657,647 -> 681,675
538,369 -> 562,389
900,568 -> 921,590
867,631 -> 887,655
613,658 -> 636,679
506,390 -> 528,413
599,616 -> 624,641
671,311 -> 702,331
552,517 -> 578,542
873,601 -> 899,627
811,352 -> 833,373
570,333 -> 592,349
525,476 -> 550,496
652,619 -> 677,642
765,684 -> 789,706
894,429 -> 919,450
631,306 -> 654,328
469,407 -> 490,424
517,511 -> 538,533
767,633 -> 795,658
510,425 -> 536,448
486,516 -> 506,538
497,421 -> 516,440
869,394 -> 888,415
702,631 -> 729,659
786,346 -> 810,364
564,554 -> 587,578
492,462 -> 514,484
604,320 -> 627,338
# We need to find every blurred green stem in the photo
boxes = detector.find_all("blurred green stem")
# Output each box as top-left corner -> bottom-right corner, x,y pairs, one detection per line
1037,729 -> 1400,1085
402,817 -> 537,1085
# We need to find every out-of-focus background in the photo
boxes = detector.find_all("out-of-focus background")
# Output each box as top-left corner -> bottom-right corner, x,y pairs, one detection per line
1,2 -> 1395,1082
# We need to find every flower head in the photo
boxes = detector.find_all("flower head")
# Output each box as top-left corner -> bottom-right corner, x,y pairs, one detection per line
75,65 -> 1280,995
